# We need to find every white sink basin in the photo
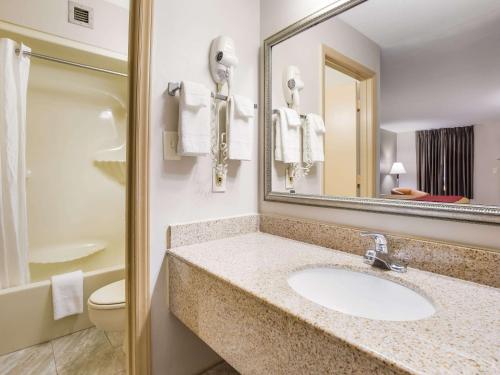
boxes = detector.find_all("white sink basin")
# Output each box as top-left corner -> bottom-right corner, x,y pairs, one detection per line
288,267 -> 435,321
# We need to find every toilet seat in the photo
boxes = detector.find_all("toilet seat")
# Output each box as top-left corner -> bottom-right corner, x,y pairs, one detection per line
88,279 -> 125,310
88,279 -> 126,332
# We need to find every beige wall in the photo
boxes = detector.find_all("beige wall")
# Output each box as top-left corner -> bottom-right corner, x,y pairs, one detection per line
150,0 -> 260,374
0,0 -> 129,56
260,0 -> 500,250
24,57 -> 127,279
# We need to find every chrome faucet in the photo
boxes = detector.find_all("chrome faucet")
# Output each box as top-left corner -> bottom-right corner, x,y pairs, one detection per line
360,233 -> 407,273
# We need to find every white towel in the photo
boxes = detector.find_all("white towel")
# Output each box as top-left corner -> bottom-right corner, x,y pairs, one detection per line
274,107 -> 301,163
228,95 -> 254,160
177,81 -> 211,156
284,108 -> 301,127
303,113 -> 325,163
51,271 -> 83,320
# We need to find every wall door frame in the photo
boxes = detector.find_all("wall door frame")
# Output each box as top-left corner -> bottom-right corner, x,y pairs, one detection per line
321,44 -> 377,198
127,0 -> 152,374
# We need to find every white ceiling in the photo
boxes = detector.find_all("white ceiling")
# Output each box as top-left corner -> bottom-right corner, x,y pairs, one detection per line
338,0 -> 500,132
339,0 -> 500,50
104,0 -> 129,10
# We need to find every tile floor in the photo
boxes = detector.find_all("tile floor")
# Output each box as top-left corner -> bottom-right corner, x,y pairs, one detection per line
0,327 -> 125,375
201,361 -> 239,375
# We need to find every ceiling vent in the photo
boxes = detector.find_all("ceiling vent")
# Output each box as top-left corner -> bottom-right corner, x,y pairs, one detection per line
68,1 -> 94,29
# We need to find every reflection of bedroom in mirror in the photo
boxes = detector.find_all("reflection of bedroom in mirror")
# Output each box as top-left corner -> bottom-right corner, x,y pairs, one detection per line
270,0 -> 500,207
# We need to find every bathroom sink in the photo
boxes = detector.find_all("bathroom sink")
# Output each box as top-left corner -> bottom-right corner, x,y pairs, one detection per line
287,267 -> 435,321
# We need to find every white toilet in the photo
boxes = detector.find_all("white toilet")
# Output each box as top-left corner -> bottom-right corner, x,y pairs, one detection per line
88,279 -> 126,333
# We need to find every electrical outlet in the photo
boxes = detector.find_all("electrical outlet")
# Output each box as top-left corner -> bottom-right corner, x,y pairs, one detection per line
285,167 -> 294,190
163,131 -> 181,160
212,168 -> 226,193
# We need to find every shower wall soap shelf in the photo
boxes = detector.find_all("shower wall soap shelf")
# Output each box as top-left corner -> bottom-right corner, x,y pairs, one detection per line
29,240 -> 107,264
94,147 -> 127,185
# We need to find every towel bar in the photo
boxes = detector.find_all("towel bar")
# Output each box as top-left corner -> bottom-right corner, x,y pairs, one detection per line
272,109 -> 307,119
167,82 -> 257,109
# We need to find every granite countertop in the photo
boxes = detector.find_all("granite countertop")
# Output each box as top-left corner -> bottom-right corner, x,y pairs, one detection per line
167,232 -> 500,374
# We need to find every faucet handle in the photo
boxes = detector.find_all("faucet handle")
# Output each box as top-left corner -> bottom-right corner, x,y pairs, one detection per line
360,232 -> 388,253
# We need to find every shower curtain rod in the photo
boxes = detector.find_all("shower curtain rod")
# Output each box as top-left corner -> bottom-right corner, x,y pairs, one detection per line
15,49 -> 128,78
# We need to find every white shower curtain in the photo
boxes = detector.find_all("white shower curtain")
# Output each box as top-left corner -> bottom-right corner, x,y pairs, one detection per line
0,38 -> 31,289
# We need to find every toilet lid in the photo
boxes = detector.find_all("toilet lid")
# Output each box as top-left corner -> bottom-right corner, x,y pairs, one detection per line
89,279 -> 125,306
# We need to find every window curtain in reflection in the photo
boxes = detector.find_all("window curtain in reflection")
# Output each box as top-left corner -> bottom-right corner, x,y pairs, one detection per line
416,126 -> 474,199
0,39 -> 31,288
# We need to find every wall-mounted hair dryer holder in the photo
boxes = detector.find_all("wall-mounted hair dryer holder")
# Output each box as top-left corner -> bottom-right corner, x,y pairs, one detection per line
210,36 -> 239,89
167,80 -> 257,192
166,36 -> 258,193
280,65 -> 311,190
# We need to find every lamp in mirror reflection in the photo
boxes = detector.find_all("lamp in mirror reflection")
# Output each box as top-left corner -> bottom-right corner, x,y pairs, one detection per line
390,162 -> 407,187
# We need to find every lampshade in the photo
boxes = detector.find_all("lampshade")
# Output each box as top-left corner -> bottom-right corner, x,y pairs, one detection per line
389,162 -> 407,175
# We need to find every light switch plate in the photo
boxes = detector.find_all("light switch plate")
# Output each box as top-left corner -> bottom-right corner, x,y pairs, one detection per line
212,168 -> 227,193
163,131 -> 181,160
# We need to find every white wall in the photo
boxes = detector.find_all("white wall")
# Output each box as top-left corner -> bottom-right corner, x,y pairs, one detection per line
473,124 -> 500,205
150,1 -> 260,374
379,129 -> 397,194
260,0 -> 500,250
379,9 -> 500,133
0,0 -> 129,56
396,131 -> 417,189
270,16 -> 380,195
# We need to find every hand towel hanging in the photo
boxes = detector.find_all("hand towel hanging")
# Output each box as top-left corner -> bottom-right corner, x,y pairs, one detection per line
177,81 -> 212,156
274,107 -> 301,163
303,113 -> 325,164
227,95 -> 254,161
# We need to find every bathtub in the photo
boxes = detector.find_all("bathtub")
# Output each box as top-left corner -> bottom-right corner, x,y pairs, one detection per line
0,265 -> 124,355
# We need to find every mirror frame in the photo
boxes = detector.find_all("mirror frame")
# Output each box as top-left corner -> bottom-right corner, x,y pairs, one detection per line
263,0 -> 500,224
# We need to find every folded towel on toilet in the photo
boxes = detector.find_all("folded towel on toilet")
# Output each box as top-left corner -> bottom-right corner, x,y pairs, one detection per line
51,270 -> 83,320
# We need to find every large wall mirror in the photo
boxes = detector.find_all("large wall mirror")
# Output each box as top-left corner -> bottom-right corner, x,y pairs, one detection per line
263,0 -> 500,223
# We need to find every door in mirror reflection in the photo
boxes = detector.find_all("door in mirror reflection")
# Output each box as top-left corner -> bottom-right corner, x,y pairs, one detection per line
323,46 -> 377,198
324,66 -> 359,197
